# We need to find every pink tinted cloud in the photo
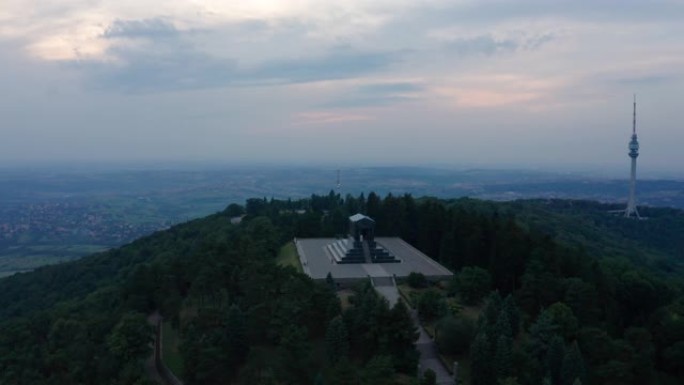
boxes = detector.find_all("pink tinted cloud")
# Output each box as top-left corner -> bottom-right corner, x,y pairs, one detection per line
290,111 -> 374,126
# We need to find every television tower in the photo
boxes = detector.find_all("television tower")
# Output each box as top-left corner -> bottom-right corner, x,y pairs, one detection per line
625,95 -> 640,219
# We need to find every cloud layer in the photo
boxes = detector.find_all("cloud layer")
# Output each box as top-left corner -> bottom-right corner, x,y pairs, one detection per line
1,0 -> 683,174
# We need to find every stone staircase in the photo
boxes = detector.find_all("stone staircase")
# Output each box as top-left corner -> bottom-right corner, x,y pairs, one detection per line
362,241 -> 371,263
325,238 -> 400,264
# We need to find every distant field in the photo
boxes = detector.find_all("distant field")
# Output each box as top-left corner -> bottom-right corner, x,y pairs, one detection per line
0,244 -> 109,277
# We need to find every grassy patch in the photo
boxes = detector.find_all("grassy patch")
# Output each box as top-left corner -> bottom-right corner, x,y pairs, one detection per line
309,338 -> 327,368
276,242 -> 303,273
338,289 -> 354,311
397,282 -> 451,309
162,322 -> 185,378
397,284 -> 427,308
394,373 -> 418,384
424,322 -> 436,338
459,303 -> 484,322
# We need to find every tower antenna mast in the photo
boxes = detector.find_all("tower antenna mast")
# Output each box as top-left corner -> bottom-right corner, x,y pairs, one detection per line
633,94 -> 636,135
625,95 -> 641,219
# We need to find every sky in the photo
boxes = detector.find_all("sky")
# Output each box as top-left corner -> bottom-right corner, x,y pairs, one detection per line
1,0 -> 683,176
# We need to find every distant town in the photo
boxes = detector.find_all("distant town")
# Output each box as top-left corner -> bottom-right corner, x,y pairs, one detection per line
1,166 -> 683,276
0,201 -> 169,246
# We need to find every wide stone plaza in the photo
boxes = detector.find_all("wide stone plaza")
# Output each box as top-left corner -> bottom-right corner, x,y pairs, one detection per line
295,214 -> 453,282
296,237 -> 452,281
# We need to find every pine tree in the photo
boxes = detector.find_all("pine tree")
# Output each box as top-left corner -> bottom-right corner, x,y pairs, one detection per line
454,266 -> 492,304
330,359 -> 357,385
386,301 -> 419,373
561,341 -> 586,385
484,291 -> 503,326
326,272 -> 336,292
499,378 -> 522,385
547,302 -> 579,341
480,291 -> 504,351
495,335 -> 513,380
325,317 -> 349,364
547,335 -> 565,385
361,355 -> 395,385
279,324 -> 311,382
226,304 -> 249,369
471,332 -> 495,385
528,310 -> 559,362
502,294 -> 521,337
495,310 -> 513,340
366,192 -> 381,219
314,372 -> 325,385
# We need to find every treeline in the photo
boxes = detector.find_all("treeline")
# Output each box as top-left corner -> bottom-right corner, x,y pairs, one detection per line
0,192 -> 682,384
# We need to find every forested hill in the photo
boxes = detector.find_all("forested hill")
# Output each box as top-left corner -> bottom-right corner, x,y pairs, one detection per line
0,193 -> 683,385
448,198 -> 684,273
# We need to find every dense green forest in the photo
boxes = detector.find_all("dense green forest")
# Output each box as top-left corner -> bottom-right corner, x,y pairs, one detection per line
0,192 -> 683,385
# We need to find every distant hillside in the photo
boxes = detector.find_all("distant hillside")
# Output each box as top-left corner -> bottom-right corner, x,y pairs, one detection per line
497,199 -> 684,272
2,167 -> 684,277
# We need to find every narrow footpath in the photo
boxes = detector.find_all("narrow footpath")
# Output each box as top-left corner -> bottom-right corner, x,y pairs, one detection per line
372,282 -> 454,385
146,312 -> 165,384
411,310 -> 454,385
147,312 -> 184,385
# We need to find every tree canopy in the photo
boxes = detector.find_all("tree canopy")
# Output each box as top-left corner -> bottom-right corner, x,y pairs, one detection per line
0,193 -> 682,385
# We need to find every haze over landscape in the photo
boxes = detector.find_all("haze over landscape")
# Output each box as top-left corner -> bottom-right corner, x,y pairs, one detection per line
4,3 -> 684,385
1,0 -> 683,174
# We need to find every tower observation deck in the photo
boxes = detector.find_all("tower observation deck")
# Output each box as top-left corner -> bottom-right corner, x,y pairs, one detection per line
625,96 -> 640,219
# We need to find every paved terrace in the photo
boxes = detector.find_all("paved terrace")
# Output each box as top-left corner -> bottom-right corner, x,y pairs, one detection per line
295,237 -> 453,281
